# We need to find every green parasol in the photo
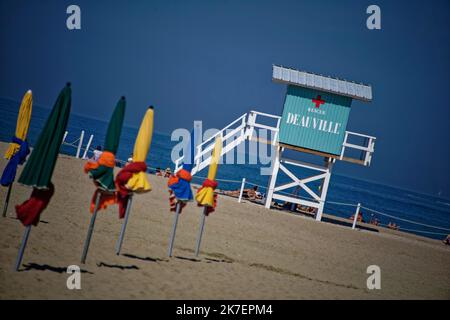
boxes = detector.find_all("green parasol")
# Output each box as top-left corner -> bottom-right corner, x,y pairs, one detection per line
88,96 -> 126,191
18,83 -> 71,189
81,96 -> 126,264
14,82 -> 72,271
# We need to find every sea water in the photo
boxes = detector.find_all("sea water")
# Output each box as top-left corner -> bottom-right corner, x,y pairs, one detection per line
1,97 -> 449,240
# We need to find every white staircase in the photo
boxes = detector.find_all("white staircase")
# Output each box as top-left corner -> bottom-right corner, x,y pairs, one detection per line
174,111 -> 279,175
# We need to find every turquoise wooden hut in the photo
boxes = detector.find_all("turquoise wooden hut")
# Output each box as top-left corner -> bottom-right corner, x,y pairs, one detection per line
273,65 -> 373,161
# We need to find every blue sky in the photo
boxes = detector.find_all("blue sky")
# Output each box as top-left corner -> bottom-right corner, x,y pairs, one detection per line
0,0 -> 449,197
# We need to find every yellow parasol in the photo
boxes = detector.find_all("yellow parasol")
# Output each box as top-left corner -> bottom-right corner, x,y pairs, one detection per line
114,107 -> 154,256
5,90 -> 33,160
195,136 -> 222,207
193,136 -> 222,256
125,107 -> 154,192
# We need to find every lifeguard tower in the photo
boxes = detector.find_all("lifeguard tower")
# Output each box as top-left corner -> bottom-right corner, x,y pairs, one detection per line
174,65 -> 376,221
265,65 -> 375,220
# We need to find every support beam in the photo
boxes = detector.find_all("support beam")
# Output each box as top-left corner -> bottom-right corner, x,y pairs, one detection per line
266,153 -> 334,222
315,158 -> 334,221
265,146 -> 282,208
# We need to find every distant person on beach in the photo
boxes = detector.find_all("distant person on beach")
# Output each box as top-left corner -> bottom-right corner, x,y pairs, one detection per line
164,167 -> 172,178
253,186 -> 262,199
443,234 -> 450,246
91,145 -> 103,162
225,185 -> 262,200
156,167 -> 163,176
350,211 -> 365,223
306,206 -> 316,214
369,214 -> 380,226
127,153 -> 133,164
387,222 -> 399,230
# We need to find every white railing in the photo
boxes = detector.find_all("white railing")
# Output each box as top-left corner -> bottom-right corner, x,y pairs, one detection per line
62,130 -> 94,159
340,131 -> 376,166
246,110 -> 281,145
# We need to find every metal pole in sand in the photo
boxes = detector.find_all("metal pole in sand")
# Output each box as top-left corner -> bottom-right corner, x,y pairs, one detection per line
167,202 -> 181,257
352,203 -> 361,230
115,195 -> 134,255
194,207 -> 208,257
14,225 -> 31,271
81,191 -> 102,264
2,183 -> 13,217
238,178 -> 246,203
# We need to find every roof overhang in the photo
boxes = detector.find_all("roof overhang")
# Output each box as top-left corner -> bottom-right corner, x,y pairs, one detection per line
272,65 -> 372,102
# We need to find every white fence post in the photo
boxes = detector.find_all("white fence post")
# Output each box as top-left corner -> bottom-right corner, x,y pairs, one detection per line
82,134 -> 94,159
174,158 -> 181,173
352,203 -> 361,230
62,131 -> 68,144
238,178 -> 246,203
76,130 -> 85,159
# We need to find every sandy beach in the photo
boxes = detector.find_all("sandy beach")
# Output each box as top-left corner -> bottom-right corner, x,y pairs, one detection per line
0,142 -> 448,299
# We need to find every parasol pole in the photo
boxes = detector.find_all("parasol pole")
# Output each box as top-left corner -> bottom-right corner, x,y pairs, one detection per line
81,191 -> 102,264
194,207 -> 208,257
14,225 -> 31,271
115,194 -> 134,255
167,201 -> 181,257
2,183 -> 13,217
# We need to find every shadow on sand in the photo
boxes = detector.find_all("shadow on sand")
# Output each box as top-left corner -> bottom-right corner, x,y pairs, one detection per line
175,256 -> 201,263
96,262 -> 139,270
204,257 -> 233,264
122,253 -> 168,263
7,216 -> 49,224
22,263 -> 93,274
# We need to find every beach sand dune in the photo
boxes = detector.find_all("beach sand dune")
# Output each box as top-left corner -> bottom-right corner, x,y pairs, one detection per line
0,142 -> 449,299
